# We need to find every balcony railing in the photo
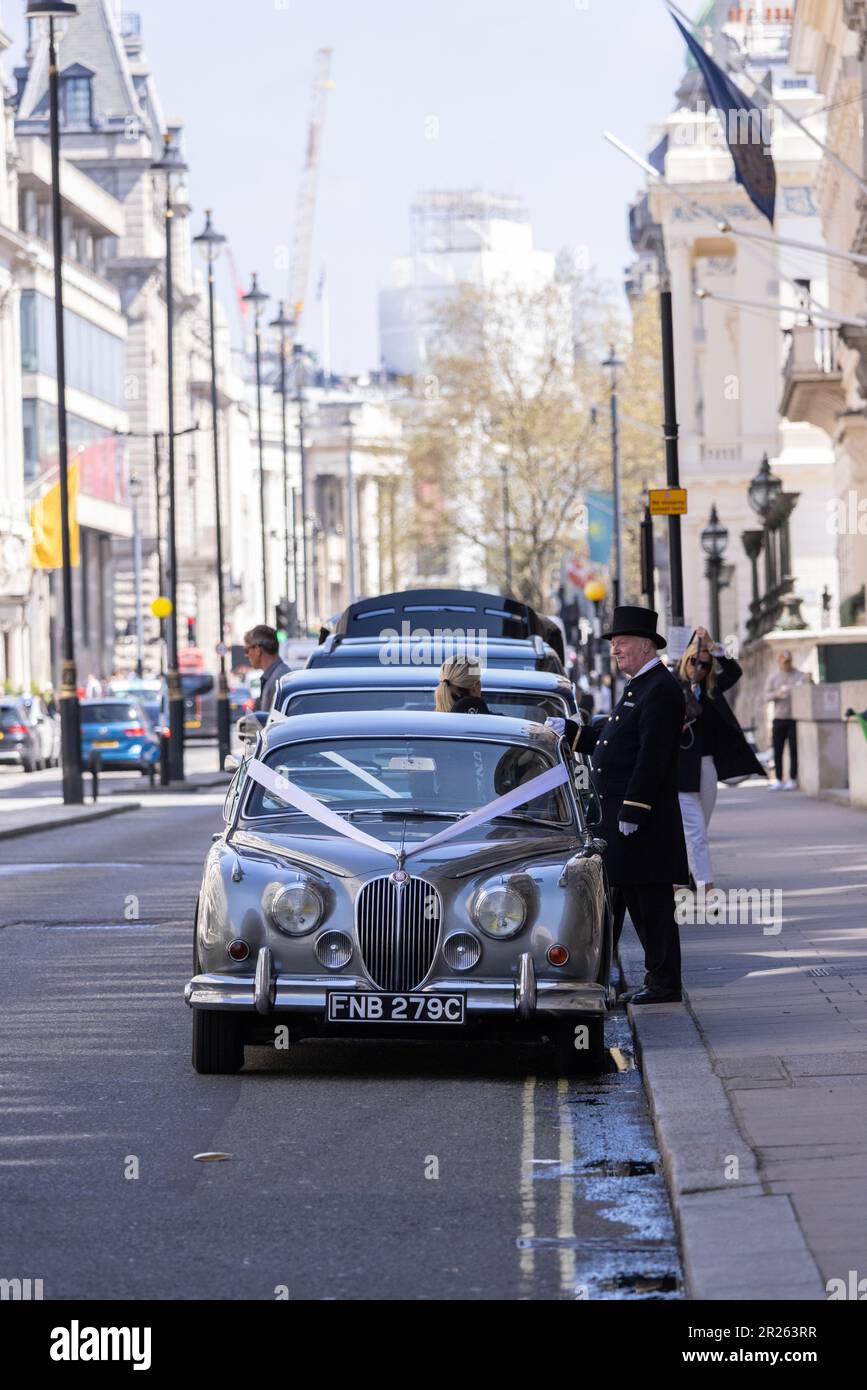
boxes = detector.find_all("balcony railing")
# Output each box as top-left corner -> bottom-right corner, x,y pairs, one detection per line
784,323 -> 839,377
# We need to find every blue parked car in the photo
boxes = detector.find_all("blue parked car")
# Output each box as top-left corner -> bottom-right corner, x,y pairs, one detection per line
80,699 -> 161,773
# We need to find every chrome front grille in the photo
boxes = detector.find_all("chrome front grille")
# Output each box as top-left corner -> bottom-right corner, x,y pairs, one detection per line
355,875 -> 442,992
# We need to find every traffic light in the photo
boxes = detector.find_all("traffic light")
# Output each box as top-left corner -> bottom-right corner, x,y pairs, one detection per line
186,616 -> 196,646
275,597 -> 295,641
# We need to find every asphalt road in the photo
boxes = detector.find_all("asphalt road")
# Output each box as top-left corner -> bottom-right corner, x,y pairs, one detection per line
0,792 -> 682,1301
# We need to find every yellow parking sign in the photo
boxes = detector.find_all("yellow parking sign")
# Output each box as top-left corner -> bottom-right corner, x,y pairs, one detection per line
649,488 -> 688,516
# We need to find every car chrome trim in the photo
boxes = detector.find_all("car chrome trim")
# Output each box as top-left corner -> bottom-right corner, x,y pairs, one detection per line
185,971 -> 607,1017
254,947 -> 276,1014
516,952 -> 537,1020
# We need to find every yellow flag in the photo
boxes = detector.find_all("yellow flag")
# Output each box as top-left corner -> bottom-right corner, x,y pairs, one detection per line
30,461 -> 79,569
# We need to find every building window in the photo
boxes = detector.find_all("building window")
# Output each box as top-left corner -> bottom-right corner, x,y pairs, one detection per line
19,291 -> 125,407
60,67 -> 94,125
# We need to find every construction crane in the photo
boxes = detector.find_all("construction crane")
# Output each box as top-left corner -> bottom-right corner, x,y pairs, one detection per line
287,48 -> 335,345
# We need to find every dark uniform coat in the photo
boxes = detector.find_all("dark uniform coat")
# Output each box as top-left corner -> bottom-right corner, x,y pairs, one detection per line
677,656 -> 766,791
568,661 -> 688,887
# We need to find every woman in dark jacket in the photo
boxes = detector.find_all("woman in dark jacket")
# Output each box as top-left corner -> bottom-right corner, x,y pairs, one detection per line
676,627 -> 765,887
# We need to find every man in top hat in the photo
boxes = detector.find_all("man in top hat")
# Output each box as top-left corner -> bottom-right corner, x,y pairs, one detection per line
565,606 -> 688,1004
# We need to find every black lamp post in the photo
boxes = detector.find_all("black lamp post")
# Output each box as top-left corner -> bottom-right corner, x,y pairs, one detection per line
741,529 -> 764,638
270,302 -> 295,627
27,0 -> 83,804
151,128 -> 188,782
192,209 -> 230,769
293,343 -> 309,632
748,452 -> 783,602
242,273 -> 270,616
342,408 -> 358,602
700,504 -> 729,638
601,345 -> 624,611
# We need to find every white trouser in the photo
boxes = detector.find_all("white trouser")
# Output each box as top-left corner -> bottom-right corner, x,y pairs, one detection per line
678,756 -> 719,886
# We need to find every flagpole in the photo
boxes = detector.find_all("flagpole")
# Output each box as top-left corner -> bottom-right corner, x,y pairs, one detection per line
694,287 -> 867,331
721,224 -> 867,270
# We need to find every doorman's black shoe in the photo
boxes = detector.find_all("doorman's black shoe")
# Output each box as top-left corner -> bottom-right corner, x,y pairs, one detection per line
628,987 -> 683,1005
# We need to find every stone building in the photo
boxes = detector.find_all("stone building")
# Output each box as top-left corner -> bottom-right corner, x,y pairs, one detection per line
629,1 -> 838,645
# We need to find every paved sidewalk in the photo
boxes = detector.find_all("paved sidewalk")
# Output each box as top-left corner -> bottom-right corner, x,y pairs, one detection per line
620,782 -> 867,1301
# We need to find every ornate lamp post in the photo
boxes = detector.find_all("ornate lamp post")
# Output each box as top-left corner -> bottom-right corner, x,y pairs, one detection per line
342,408 -> 358,603
293,344 -> 310,632
150,129 -> 188,781
748,452 -> 783,600
192,209 -> 230,768
601,346 -> 624,610
27,1 -> 83,803
242,273 -> 270,616
740,529 -> 764,639
700,504 -> 729,638
270,302 -> 295,628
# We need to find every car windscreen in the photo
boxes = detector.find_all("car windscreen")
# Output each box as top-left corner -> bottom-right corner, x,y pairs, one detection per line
244,736 -> 571,824
81,703 -> 142,724
284,689 -> 572,720
0,705 -> 27,728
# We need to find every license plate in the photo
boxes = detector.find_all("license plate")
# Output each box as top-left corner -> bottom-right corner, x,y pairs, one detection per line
327,992 -> 465,1024
93,740 -> 119,748
185,719 -> 201,729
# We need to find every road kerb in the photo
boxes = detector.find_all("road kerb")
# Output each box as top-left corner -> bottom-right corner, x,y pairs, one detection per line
0,801 -> 141,842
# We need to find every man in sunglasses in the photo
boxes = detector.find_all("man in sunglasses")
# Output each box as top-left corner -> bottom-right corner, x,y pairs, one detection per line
244,626 -> 290,713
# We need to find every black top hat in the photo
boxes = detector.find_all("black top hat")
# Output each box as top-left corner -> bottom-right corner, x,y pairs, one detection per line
599,605 -> 666,649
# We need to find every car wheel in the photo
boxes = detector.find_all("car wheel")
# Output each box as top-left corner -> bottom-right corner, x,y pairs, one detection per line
22,757 -> 36,774
554,1016 -> 606,1076
192,1008 -> 245,1075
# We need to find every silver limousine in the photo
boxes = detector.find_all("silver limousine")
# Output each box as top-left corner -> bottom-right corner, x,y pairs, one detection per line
186,710 -> 612,1075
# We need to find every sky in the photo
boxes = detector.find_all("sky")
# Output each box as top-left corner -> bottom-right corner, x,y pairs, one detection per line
1,0 -> 692,373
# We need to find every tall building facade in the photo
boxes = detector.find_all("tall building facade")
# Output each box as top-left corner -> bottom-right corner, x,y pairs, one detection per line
630,1 -> 838,640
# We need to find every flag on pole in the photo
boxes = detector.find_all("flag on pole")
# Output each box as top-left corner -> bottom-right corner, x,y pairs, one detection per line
670,11 -> 776,224
30,461 -> 80,569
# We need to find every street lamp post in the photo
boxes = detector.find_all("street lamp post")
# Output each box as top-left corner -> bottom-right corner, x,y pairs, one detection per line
28,1 -> 83,804
700,504 -> 729,638
293,344 -> 309,632
342,408 -> 358,603
602,346 -> 624,611
584,578 -> 606,679
659,277 -> 685,626
193,209 -> 230,768
270,302 -> 294,626
243,273 -> 270,617
129,474 -> 144,676
740,529 -> 764,640
151,129 -> 188,782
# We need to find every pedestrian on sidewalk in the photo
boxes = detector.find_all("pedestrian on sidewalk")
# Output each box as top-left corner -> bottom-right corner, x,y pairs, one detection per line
675,627 -> 766,889
564,606 -> 688,1005
764,649 -> 812,790
244,626 -> 290,712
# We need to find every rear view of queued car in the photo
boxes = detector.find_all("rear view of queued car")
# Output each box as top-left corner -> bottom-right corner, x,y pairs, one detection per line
79,699 -> 161,773
0,700 -> 42,773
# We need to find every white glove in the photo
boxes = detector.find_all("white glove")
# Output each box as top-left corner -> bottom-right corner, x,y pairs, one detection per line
545,717 -> 566,736
618,820 -> 638,836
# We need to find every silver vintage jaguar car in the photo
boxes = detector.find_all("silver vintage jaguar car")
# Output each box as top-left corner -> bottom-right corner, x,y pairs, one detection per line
186,710 -> 612,1075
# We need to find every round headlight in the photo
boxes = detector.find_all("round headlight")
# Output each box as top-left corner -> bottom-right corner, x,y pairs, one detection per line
473,885 -> 527,939
269,882 -> 324,936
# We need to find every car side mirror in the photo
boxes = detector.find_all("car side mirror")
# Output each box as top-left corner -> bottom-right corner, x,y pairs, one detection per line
237,711 -> 268,742
224,755 -> 240,773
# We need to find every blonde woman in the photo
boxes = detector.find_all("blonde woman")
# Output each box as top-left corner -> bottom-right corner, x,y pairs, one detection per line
434,655 -> 490,714
675,627 -> 764,886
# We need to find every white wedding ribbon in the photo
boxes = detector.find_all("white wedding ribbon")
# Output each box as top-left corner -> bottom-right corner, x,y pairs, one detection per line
245,757 -> 570,862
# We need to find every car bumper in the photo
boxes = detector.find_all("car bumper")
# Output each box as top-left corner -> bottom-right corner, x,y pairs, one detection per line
185,949 -> 607,1018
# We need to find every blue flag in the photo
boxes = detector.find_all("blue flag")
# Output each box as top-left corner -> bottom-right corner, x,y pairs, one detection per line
586,491 -> 615,567
672,13 -> 776,224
